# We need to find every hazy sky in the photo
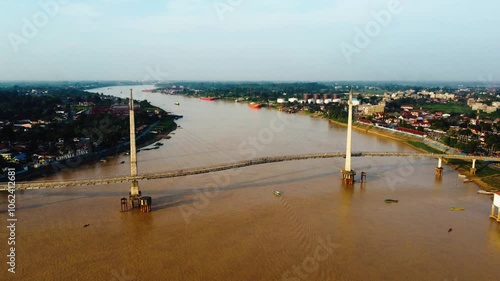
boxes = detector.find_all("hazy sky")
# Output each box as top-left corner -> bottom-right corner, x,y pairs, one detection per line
1,0 -> 499,81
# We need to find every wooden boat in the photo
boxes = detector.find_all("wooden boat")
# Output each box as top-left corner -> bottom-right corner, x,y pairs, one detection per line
385,199 -> 399,203
450,207 -> 465,211
200,97 -> 218,101
477,190 -> 494,195
248,102 -> 262,109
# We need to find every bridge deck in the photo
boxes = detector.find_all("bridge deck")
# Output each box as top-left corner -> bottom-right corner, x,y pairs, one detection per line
1,152 -> 498,190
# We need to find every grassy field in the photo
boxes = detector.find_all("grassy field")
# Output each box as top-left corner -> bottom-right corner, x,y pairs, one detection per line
419,102 -> 474,115
481,175 -> 500,190
419,101 -> 500,119
448,159 -> 500,189
154,116 -> 177,132
406,140 -> 443,154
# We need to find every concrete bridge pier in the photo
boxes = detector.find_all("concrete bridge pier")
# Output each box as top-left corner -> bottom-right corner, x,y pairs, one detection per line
435,158 -> 443,177
470,159 -> 477,175
342,169 -> 356,185
360,172 -> 367,183
491,193 -> 500,222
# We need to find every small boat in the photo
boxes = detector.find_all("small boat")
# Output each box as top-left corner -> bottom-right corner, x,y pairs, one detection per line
200,97 -> 219,101
477,190 -> 494,195
120,161 -> 125,164
450,207 -> 465,211
99,159 -> 107,163
385,199 -> 399,203
463,179 -> 473,183
248,102 -> 262,109
458,174 -> 466,178
273,191 -> 282,196
175,102 -> 180,105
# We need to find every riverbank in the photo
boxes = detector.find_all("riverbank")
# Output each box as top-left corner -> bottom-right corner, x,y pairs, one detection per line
296,110 -> 500,192
1,114 -> 178,182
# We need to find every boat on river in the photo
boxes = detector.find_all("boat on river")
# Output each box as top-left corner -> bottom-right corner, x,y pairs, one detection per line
200,97 -> 219,101
478,190 -> 494,195
248,102 -> 262,109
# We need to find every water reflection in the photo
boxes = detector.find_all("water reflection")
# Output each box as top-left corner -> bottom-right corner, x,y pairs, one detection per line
120,210 -> 154,241
434,176 -> 443,193
488,221 -> 500,250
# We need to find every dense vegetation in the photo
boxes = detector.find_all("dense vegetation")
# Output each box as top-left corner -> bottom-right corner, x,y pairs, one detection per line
0,86 -> 176,173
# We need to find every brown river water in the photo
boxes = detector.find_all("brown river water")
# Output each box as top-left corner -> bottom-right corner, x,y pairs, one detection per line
1,85 -> 499,281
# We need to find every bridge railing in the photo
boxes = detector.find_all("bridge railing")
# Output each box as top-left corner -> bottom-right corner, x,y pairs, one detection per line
1,152 -> 498,190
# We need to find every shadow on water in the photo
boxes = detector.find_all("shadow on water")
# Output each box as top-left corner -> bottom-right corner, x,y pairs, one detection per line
151,195 -> 196,211
434,175 -> 444,192
488,220 -> 500,250
120,209 -> 154,241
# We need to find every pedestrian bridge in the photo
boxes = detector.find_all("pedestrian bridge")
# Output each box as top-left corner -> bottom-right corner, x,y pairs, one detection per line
1,152 -> 498,190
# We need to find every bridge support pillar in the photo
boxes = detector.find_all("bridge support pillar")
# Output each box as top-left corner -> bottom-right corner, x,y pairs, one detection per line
491,193 -> 500,222
470,159 -> 477,175
130,180 -> 140,197
341,88 -> 356,185
435,158 -> 443,177
120,197 -> 128,212
140,196 -> 152,213
129,190 -> 141,209
342,169 -> 356,185
360,172 -> 367,183
435,167 -> 443,177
